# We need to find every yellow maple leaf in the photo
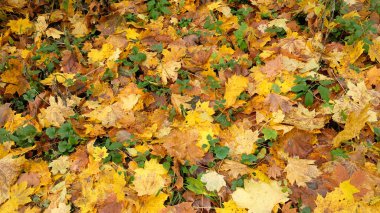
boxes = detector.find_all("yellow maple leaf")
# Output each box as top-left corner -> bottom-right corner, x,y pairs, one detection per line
284,157 -> 321,187
125,28 -> 140,40
40,73 -> 76,87
158,61 -> 182,85
314,180 -> 359,213
216,200 -> 247,213
48,156 -> 70,175
7,17 -> 33,35
224,75 -> 249,107
0,59 -> 30,95
133,159 -> 168,196
333,106 -> 369,147
88,43 -> 115,65
0,182 -> 34,212
69,13 -> 89,38
185,101 -> 215,127
92,147 -> 109,162
35,15 -> 48,34
38,96 -> 77,127
138,193 -> 168,213
346,40 -> 364,64
46,28 -> 64,39
368,36 -> 380,62
200,170 -> 226,192
226,124 -> 259,157
232,179 -> 289,213
0,155 -> 26,204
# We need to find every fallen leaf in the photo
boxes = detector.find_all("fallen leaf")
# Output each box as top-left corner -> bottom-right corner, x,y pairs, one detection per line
49,156 -> 70,175
284,157 -> 321,187
7,17 -> 33,35
200,170 -> 226,192
46,28 -> 64,39
333,106 -> 369,147
232,179 -> 289,213
224,75 -> 249,107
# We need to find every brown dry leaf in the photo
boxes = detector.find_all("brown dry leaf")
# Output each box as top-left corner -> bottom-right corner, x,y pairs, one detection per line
0,155 -> 26,204
260,55 -> 283,78
0,103 -> 12,126
16,172 -> 40,187
171,94 -> 192,113
162,202 -> 196,213
284,157 -> 321,187
283,105 -> 328,131
220,159 -> 252,179
332,106 -> 369,147
264,93 -> 293,113
280,128 -> 314,158
162,129 -> 204,164
38,96 -> 77,127
267,164 -> 283,179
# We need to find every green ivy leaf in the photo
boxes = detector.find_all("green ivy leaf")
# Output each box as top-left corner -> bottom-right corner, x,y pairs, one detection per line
214,146 -> 229,159
262,128 -> 277,140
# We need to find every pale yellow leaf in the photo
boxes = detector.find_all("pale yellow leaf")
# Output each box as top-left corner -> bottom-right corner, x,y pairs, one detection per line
46,28 -> 64,39
333,106 -> 369,147
232,179 -> 289,213
201,171 -> 226,192
284,157 -> 321,187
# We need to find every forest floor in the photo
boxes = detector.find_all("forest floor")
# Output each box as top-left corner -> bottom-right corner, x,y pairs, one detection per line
1,0 -> 380,212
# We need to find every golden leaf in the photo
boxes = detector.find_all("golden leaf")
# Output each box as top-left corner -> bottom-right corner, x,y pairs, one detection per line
46,28 -> 64,39
7,17 -> 33,35
216,200 -> 247,213
333,106 -> 369,147
232,179 -> 289,213
138,193 -> 168,213
132,159 -> 168,196
0,155 -> 26,204
284,157 -> 321,187
0,181 -> 34,212
38,96 -> 77,127
314,180 -> 359,213
48,156 -> 71,175
224,75 -> 249,107
158,61 -> 182,85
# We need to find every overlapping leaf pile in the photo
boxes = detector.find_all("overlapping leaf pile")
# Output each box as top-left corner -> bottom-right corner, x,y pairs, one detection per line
1,0 -> 380,212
